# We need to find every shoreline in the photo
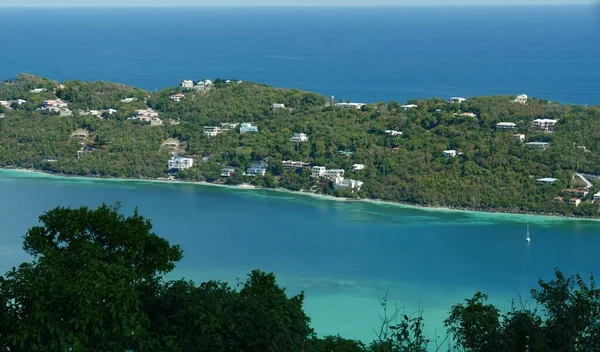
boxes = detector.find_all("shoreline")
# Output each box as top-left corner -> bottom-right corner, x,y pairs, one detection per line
1,166 -> 598,223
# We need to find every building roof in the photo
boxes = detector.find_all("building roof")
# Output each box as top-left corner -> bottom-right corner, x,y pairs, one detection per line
537,177 -> 558,182
497,122 -> 517,126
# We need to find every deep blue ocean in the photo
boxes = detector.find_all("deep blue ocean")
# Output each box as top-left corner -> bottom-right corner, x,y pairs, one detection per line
0,6 -> 599,104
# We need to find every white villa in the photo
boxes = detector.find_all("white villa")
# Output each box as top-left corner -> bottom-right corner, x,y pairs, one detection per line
168,155 -> 194,171
496,122 -> 518,130
120,97 -> 136,103
150,118 -> 164,126
333,177 -> 364,192
459,112 -> 477,118
568,198 -> 581,207
131,108 -> 159,121
221,168 -> 235,177
513,94 -> 528,104
203,126 -> 222,138
245,161 -> 268,177
448,97 -> 467,103
335,102 -> 365,110
594,192 -> 600,201
532,119 -> 558,132
30,88 -> 47,93
526,142 -> 550,150
271,103 -> 286,110
170,93 -> 185,102
14,99 -> 27,105
352,164 -> 365,171
443,150 -> 457,159
40,99 -> 71,115
290,133 -> 308,143
385,130 -> 403,137
0,101 -> 10,108
240,123 -> 259,133
536,177 -> 558,185
400,104 -> 418,110
310,166 -> 344,179
180,80 -> 194,88
283,161 -> 310,168
513,134 -> 526,142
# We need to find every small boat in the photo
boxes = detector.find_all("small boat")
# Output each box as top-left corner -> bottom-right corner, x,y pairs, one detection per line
526,224 -> 531,242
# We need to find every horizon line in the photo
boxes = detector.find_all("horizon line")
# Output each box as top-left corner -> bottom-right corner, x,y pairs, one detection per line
0,3 -> 594,7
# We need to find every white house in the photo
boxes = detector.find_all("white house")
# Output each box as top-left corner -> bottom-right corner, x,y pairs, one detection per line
532,119 -> 558,132
311,166 -> 326,178
170,93 -> 185,102
271,103 -> 286,110
594,192 -> 600,201
335,102 -> 365,110
283,161 -> 310,168
203,126 -> 222,138
14,99 -> 27,105
245,162 -> 268,177
106,108 -> 118,115
221,168 -> 235,177
352,164 -> 365,171
400,104 -> 418,110
41,99 -> 68,109
333,177 -> 364,192
240,123 -> 258,133
459,112 -> 477,118
536,177 -> 558,185
324,169 -> 345,179
30,88 -> 47,93
181,80 -> 194,88
513,94 -> 528,104
385,130 -> 403,137
120,97 -> 136,103
513,134 -> 526,142
568,198 -> 581,207
526,142 -> 550,150
496,122 -> 518,130
290,133 -> 308,143
150,118 -> 164,126
168,155 -> 194,171
448,97 -> 467,103
131,109 -> 159,121
443,150 -> 457,159
0,101 -> 10,108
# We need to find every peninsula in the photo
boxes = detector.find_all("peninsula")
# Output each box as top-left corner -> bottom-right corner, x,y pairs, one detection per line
1,73 -> 599,217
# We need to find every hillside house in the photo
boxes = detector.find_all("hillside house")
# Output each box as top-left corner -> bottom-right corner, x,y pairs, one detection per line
133,109 -> 159,119
168,155 -> 194,172
594,192 -> 600,201
221,168 -> 235,177
513,94 -> 528,104
443,150 -> 457,159
333,177 -> 364,192
203,126 -> 222,138
283,161 -> 310,168
526,142 -> 550,150
150,118 -> 164,126
311,166 -> 326,178
459,112 -> 477,118
30,88 -> 46,93
562,189 -> 589,198
240,123 -> 258,133
536,177 -> 558,185
553,196 -> 564,202
335,102 -> 365,110
245,161 -> 268,177
180,80 -> 194,88
120,98 -> 136,103
170,93 -> 185,102
70,129 -> 90,140
448,97 -> 467,103
568,198 -> 581,207
0,101 -> 10,108
290,133 -> 308,143
533,119 -> 558,132
400,104 -> 418,110
352,164 -> 365,171
385,130 -> 403,137
271,103 -> 286,110
41,99 -> 68,110
496,122 -> 518,130
513,134 -> 526,142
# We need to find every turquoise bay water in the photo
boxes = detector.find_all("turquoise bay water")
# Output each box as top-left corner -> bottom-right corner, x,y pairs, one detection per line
1,169 -> 600,344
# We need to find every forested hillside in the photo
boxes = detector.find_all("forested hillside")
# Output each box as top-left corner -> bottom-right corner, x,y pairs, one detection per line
1,73 -> 600,217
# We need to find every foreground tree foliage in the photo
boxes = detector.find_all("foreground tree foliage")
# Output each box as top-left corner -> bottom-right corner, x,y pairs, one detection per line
0,204 -> 598,351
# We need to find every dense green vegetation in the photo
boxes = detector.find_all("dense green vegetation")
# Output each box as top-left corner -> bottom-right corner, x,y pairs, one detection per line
2,74 -> 600,217
0,204 -> 598,351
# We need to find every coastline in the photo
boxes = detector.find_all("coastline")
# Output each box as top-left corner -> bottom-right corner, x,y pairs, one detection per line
2,166 -> 598,223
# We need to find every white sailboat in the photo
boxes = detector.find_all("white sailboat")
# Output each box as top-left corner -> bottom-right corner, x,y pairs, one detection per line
526,224 -> 531,242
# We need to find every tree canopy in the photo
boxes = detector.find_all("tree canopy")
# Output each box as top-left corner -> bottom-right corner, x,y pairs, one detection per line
0,204 -> 599,351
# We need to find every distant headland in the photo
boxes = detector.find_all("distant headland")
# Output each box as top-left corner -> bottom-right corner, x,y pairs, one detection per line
1,73 -> 599,218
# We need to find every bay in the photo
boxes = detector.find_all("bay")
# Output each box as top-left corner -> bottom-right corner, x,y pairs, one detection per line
0,6 -> 599,105
1,169 -> 599,344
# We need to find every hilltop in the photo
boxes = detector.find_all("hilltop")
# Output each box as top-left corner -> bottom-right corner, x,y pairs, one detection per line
1,73 -> 600,217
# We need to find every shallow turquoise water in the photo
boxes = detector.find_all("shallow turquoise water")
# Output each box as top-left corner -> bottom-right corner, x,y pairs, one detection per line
1,169 -> 599,346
